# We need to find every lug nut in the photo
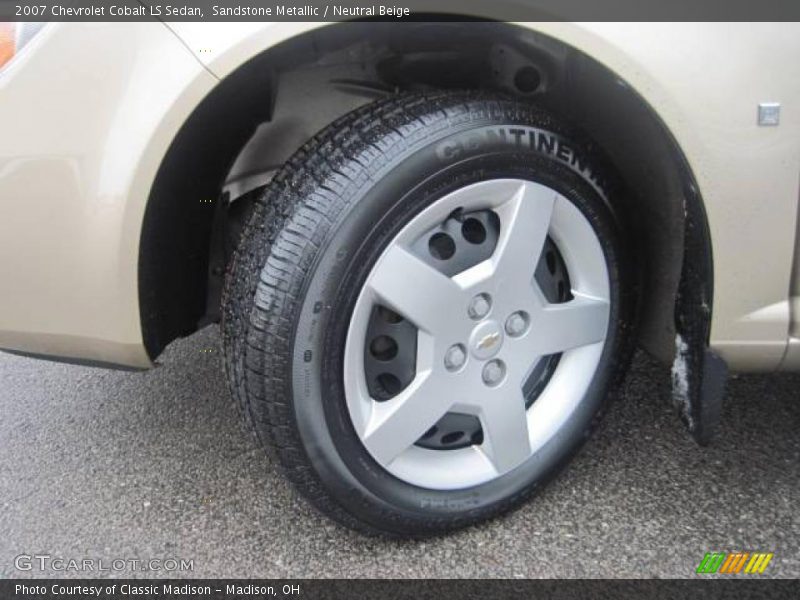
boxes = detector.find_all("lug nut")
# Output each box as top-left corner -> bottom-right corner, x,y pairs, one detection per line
482,359 -> 506,386
505,311 -> 530,337
444,344 -> 467,372
468,293 -> 492,320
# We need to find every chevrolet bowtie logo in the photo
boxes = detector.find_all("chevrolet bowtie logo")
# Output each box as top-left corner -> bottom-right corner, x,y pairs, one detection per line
477,332 -> 501,350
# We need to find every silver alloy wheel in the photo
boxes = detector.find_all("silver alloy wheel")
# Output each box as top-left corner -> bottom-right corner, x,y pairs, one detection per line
343,179 -> 610,490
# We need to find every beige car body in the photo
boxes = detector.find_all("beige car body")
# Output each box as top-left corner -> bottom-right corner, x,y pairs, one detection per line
0,22 -> 799,371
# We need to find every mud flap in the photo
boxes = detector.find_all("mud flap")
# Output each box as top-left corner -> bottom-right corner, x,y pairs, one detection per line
671,338 -> 727,445
672,180 -> 728,445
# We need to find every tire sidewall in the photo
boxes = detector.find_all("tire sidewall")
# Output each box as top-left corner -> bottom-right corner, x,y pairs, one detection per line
287,113 -> 625,533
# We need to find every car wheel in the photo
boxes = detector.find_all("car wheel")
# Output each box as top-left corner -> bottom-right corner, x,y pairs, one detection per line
222,92 -> 630,536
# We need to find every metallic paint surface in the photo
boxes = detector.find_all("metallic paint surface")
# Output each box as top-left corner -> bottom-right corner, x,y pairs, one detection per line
0,22 -> 798,370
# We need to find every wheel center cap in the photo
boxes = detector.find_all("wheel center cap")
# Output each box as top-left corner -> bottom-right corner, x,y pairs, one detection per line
469,320 -> 504,360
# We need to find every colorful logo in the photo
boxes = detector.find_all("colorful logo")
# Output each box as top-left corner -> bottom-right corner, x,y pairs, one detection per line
696,552 -> 774,574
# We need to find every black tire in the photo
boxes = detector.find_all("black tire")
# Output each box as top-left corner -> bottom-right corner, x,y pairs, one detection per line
222,92 -> 631,536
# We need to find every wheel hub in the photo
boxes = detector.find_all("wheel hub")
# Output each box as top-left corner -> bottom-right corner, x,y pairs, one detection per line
469,319 -> 504,361
344,179 -> 610,489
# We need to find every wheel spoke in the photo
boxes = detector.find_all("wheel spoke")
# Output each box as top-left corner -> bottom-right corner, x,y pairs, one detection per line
361,370 -> 454,466
367,245 -> 463,334
492,182 -> 556,283
479,389 -> 531,474
529,294 -> 610,355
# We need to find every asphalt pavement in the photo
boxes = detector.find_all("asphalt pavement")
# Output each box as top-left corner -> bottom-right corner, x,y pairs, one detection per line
1,325 -> 799,578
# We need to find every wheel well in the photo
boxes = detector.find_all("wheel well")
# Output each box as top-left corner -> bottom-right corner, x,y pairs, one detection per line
139,21 -> 711,365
